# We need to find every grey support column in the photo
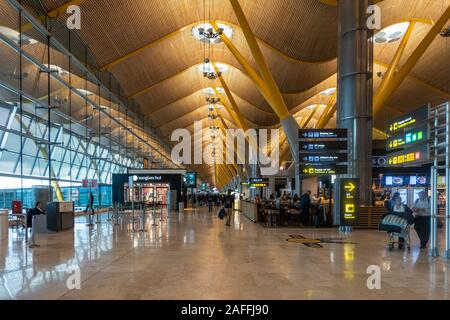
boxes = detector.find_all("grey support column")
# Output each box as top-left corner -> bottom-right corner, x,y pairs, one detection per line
280,116 -> 300,196
336,0 -> 373,218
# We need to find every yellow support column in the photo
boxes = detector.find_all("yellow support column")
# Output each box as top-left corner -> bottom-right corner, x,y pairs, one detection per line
374,6 -> 450,117
229,0 -> 291,121
213,63 -> 249,131
211,21 -> 274,106
316,93 -> 337,128
301,107 -> 318,128
374,22 -> 415,112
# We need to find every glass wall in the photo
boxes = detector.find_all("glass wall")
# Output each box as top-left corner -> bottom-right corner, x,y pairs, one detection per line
0,0 -> 176,210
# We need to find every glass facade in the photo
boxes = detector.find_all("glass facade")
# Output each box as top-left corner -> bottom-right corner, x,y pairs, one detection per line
0,0 -> 176,209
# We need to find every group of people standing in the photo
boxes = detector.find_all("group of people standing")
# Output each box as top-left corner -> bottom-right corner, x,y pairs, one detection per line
254,190 -> 325,227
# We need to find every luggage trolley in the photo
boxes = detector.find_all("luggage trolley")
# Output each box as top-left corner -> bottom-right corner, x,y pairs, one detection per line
379,214 -> 412,251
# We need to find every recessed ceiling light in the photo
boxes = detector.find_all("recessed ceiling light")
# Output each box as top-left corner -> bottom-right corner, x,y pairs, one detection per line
320,88 -> 337,96
44,64 -> 70,76
76,89 -> 94,97
198,62 -> 229,74
202,87 -> 225,95
374,22 -> 410,44
0,26 -> 38,45
192,22 -> 233,44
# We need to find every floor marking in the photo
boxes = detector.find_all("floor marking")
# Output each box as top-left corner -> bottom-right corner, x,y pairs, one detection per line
287,234 -> 358,248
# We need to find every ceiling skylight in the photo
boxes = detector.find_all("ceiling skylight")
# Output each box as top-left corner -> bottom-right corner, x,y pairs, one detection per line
374,22 -> 410,44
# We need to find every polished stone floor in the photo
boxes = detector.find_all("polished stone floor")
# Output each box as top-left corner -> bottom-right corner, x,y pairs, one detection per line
0,207 -> 449,300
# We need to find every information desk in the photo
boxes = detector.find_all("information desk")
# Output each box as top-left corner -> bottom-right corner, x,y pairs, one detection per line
241,200 -> 258,222
47,202 -> 75,232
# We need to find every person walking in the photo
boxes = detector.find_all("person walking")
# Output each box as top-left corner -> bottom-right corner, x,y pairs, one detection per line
224,191 -> 234,227
300,190 -> 311,226
389,197 -> 414,249
412,191 -> 431,249
85,191 -> 95,216
207,193 -> 213,212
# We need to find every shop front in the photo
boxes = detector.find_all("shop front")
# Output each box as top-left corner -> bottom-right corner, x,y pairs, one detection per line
112,169 -> 187,211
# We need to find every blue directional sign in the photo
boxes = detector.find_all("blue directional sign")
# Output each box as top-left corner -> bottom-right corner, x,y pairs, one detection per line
300,153 -> 348,164
299,141 -> 348,153
299,129 -> 348,140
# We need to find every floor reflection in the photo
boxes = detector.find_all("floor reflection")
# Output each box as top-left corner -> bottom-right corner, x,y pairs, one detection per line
0,207 -> 449,300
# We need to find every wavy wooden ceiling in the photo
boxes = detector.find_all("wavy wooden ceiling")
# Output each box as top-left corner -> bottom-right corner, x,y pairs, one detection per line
29,0 -> 450,184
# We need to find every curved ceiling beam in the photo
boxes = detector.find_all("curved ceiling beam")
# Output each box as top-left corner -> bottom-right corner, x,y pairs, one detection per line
127,61 -> 327,99
100,17 -> 432,72
99,20 -> 335,72
146,88 -> 276,118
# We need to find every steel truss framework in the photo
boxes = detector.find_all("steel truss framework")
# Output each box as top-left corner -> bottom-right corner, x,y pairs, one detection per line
0,0 -> 178,202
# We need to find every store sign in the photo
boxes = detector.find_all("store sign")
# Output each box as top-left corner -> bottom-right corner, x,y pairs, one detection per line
340,178 -> 360,226
372,156 -> 387,167
387,144 -> 429,166
386,125 -> 428,151
299,165 -> 348,175
132,175 -> 164,183
300,153 -> 348,164
299,129 -> 348,140
387,105 -> 429,135
299,141 -> 348,152
82,179 -> 98,188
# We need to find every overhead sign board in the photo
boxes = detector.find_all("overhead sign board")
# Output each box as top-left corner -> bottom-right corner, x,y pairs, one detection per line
387,105 -> 429,135
299,165 -> 348,175
386,124 -> 428,151
299,129 -> 348,140
299,141 -> 348,153
249,178 -> 269,187
300,153 -> 348,164
387,144 -> 429,166
340,178 -> 360,226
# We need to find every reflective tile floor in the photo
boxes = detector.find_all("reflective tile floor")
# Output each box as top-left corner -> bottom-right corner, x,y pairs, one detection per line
0,207 -> 449,300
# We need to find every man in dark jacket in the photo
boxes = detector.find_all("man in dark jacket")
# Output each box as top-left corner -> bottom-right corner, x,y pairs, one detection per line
85,192 -> 95,215
224,191 -> 234,227
300,191 -> 311,226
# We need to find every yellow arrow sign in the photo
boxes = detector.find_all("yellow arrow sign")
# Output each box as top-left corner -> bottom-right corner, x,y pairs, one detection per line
344,182 -> 355,192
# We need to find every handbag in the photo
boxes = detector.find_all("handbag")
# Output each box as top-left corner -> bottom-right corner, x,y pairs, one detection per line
218,207 -> 225,220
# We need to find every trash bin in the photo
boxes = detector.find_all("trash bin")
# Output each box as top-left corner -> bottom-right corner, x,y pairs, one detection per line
178,202 -> 184,212
0,209 -> 9,241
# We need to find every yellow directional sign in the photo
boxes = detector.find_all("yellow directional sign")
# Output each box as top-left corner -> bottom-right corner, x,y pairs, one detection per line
340,178 -> 359,226
344,182 -> 355,192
